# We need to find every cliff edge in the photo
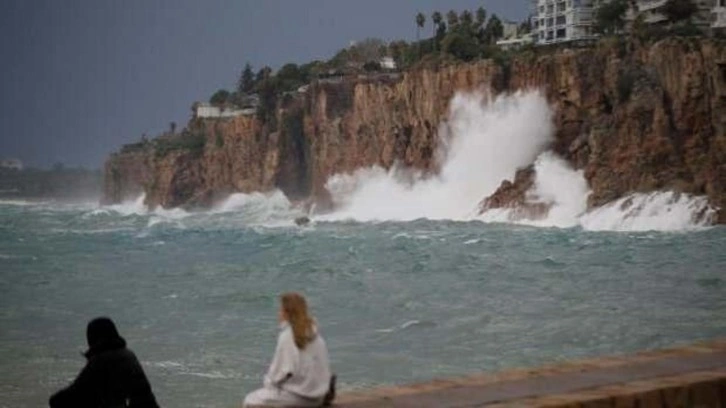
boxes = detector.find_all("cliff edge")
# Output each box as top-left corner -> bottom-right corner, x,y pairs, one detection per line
103,37 -> 726,223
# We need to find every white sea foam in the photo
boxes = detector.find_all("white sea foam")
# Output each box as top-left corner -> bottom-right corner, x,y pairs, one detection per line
320,90 -> 715,232
0,199 -> 37,206
214,190 -> 292,215
579,192 -> 715,232
213,190 -> 303,227
102,195 -> 189,219
322,91 -> 554,222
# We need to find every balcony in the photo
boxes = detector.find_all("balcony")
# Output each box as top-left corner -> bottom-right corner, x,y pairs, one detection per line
714,7 -> 726,28
636,0 -> 668,12
643,10 -> 668,24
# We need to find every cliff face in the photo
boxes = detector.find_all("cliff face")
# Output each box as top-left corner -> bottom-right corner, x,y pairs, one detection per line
103,37 -> 726,222
483,38 -> 726,223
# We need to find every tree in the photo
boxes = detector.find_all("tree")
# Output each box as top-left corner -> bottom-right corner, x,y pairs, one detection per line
432,11 -> 443,36
363,60 -> 382,72
389,40 -> 409,67
209,89 -> 231,106
594,0 -> 628,35
170,122 -> 177,134
442,29 -> 480,61
662,0 -> 697,24
255,77 -> 279,126
446,10 -> 459,28
460,10 -> 474,27
484,14 -> 504,44
416,12 -> 426,41
475,7 -> 487,29
352,38 -> 386,64
255,66 -> 272,84
437,21 -> 448,40
276,63 -> 305,91
631,13 -> 648,40
237,63 -> 255,94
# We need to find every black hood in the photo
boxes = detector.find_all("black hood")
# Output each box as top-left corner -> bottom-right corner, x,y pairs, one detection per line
84,317 -> 126,358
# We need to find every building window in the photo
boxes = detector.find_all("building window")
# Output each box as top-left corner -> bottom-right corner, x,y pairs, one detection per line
540,6 -> 545,13
547,18 -> 554,27
557,1 -> 566,12
556,15 -> 566,25
547,4 -> 554,13
556,28 -> 567,38
547,31 -> 554,40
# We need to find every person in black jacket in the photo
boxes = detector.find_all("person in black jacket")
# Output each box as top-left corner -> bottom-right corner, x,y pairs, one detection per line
49,317 -> 159,408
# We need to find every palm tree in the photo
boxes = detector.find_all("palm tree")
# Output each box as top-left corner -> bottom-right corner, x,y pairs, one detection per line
446,10 -> 459,28
415,12 -> 426,59
431,11 -> 443,51
432,11 -> 442,36
415,12 -> 426,41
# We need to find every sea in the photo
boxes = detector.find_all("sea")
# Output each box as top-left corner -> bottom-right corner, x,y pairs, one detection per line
2,91 -> 725,408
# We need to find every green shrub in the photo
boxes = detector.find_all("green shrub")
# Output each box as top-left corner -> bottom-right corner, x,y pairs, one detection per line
120,141 -> 149,153
209,89 -> 231,106
154,132 -> 206,157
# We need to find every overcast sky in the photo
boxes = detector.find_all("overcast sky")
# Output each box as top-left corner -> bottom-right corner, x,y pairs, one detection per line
0,0 -> 528,169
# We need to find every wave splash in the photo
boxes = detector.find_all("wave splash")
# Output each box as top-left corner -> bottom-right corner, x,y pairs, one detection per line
321,90 -> 715,231
322,91 -> 554,222
103,191 -> 302,228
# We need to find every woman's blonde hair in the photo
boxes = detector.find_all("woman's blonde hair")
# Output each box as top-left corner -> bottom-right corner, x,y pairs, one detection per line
281,292 -> 316,349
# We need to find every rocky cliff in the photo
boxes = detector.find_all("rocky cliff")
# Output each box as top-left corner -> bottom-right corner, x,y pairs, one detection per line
103,37 -> 726,222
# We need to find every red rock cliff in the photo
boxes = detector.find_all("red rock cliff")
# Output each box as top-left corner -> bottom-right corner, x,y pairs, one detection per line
103,37 -> 726,222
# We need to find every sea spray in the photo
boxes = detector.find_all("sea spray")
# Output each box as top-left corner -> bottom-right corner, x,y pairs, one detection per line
322,89 -> 714,231
104,195 -> 189,219
579,192 -> 716,232
322,91 -> 554,221
479,152 -> 590,228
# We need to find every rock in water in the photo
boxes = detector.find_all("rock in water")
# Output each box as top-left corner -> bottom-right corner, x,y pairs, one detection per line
295,216 -> 311,226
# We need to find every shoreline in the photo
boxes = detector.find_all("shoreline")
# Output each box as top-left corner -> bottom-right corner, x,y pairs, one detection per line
333,338 -> 726,407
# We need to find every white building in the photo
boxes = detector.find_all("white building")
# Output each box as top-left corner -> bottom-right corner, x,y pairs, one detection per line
532,0 -> 604,44
502,21 -> 520,39
715,0 -> 726,29
496,33 -> 535,49
194,103 -> 250,119
379,56 -> 397,70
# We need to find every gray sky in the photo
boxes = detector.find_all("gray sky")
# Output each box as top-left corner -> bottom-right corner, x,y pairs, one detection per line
0,0 -> 528,169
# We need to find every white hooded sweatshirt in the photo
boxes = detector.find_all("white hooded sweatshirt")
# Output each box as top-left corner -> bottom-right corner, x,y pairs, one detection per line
263,322 -> 331,400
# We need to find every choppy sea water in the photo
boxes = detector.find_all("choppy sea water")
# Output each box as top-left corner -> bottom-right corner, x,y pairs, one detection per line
1,198 -> 725,408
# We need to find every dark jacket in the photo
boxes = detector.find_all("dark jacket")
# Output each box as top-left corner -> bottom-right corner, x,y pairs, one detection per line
49,318 -> 159,408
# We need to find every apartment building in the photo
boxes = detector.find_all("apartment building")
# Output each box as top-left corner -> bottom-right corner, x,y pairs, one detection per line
629,0 -> 717,29
533,0 -> 724,44
711,0 -> 726,29
532,0 -> 607,44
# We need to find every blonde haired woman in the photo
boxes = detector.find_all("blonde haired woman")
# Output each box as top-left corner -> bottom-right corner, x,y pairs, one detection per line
244,292 -> 333,407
